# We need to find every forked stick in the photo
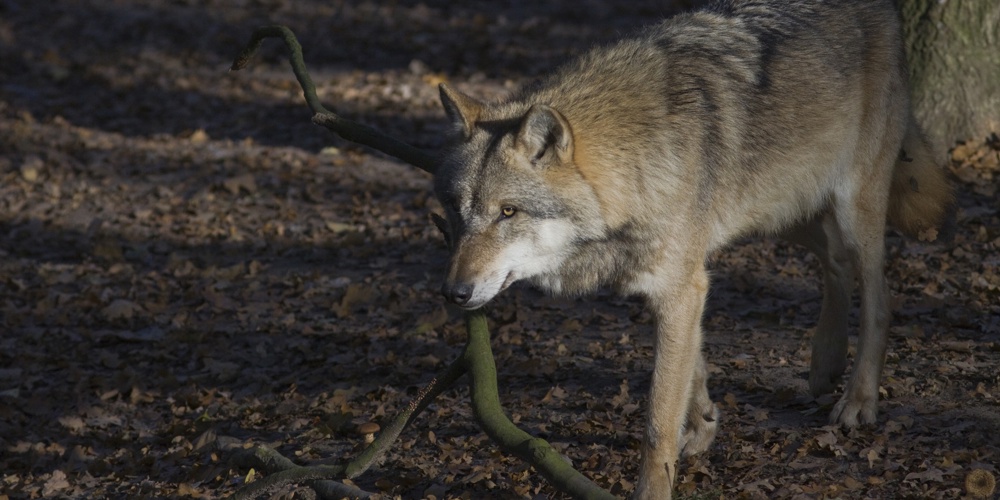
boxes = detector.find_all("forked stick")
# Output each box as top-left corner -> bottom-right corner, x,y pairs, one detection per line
230,25 -> 439,173
229,26 -> 615,499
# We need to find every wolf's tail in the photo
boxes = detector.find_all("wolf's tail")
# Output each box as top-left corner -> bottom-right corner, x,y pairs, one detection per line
887,117 -> 954,238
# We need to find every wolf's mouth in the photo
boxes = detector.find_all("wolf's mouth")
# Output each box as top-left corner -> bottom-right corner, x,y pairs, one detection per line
500,272 -> 516,291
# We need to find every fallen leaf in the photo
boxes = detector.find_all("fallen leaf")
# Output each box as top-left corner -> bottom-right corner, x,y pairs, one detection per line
101,299 -> 142,321
58,415 -> 86,433
41,470 -> 70,497
905,467 -> 944,482
222,174 -> 257,195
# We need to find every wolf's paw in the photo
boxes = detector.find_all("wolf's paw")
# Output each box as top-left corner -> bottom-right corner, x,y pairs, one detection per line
633,459 -> 675,500
680,405 -> 719,457
829,393 -> 877,427
809,344 -> 847,397
631,479 -> 672,500
808,370 -> 841,397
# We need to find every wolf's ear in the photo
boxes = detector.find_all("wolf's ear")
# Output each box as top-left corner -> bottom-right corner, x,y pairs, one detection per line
515,104 -> 573,167
439,83 -> 483,139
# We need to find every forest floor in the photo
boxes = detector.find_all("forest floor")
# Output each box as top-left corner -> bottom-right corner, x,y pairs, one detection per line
1,1 -> 998,498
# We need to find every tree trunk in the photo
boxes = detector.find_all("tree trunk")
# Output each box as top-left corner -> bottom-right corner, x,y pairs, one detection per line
901,0 -> 1000,149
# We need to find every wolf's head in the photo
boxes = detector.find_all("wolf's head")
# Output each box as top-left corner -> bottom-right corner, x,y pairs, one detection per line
433,84 -> 602,309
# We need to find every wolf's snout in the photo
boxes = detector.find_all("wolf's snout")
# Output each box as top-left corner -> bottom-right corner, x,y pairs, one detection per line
441,282 -> 474,306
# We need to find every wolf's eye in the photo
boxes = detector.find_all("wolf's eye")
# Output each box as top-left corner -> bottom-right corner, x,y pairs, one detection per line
500,206 -> 517,219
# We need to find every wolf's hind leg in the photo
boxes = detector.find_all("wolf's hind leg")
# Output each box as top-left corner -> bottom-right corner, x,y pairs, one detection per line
784,211 -> 855,396
828,128 -> 899,426
829,207 -> 890,425
680,352 -> 718,456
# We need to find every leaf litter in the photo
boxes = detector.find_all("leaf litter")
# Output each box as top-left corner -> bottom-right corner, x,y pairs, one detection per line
1,1 -> 998,498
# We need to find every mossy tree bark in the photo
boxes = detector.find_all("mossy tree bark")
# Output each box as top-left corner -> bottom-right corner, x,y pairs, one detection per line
901,0 -> 1000,148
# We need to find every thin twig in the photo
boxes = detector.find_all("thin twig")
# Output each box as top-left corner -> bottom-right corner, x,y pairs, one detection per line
228,355 -> 468,499
230,25 -> 439,172
344,357 -> 468,478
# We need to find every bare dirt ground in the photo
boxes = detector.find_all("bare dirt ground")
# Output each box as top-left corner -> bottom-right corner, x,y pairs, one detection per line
1,1 -> 998,498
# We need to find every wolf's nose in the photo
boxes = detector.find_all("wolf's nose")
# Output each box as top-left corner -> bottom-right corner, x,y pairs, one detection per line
442,282 -> 473,306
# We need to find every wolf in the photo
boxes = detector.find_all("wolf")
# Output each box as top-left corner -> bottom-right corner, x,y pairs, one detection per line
432,0 -> 952,497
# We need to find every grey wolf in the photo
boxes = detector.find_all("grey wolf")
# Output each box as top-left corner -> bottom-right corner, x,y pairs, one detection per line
432,0 -> 952,497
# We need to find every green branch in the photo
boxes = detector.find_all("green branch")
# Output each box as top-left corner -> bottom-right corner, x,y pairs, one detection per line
462,312 -> 616,500
225,442 -> 366,499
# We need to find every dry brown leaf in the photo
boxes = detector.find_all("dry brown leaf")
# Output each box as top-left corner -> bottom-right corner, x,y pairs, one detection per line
58,416 -> 86,433
41,471 -> 70,497
101,299 -> 143,321
904,467 -> 945,483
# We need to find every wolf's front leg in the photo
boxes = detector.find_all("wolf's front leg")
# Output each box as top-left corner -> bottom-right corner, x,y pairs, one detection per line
633,266 -> 709,500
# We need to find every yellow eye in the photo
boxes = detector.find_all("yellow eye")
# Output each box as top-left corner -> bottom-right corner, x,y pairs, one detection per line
501,206 -> 516,218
